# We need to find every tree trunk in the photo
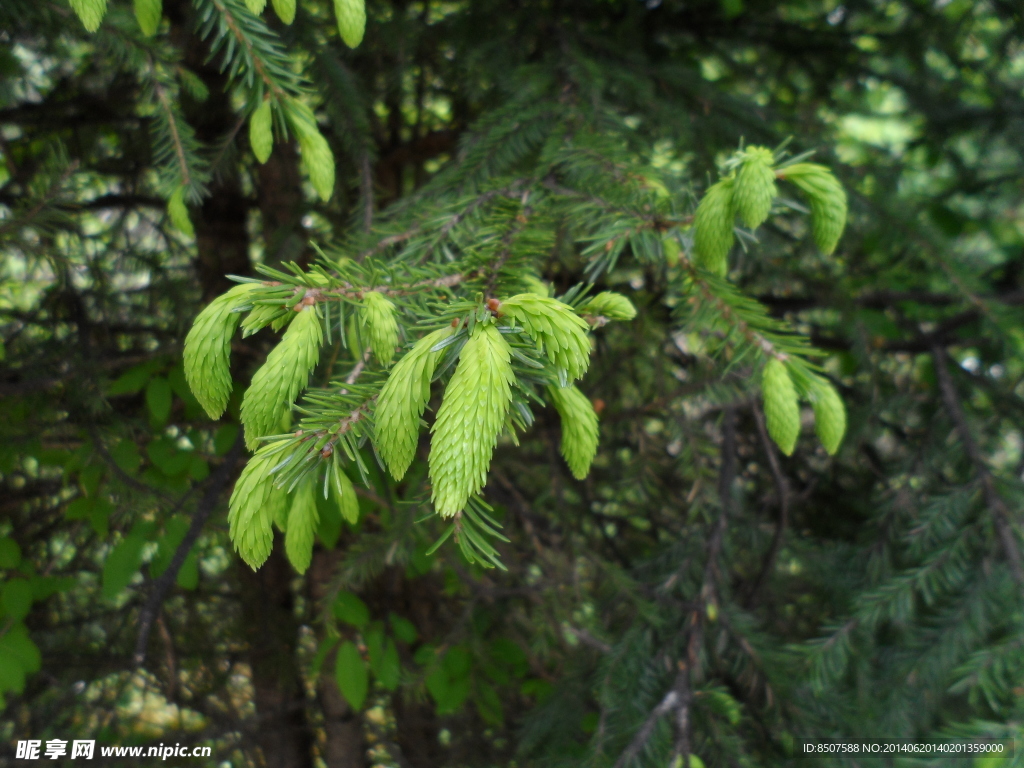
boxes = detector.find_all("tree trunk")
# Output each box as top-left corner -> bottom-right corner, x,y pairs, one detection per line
238,544 -> 315,768
308,548 -> 366,768
258,140 -> 309,266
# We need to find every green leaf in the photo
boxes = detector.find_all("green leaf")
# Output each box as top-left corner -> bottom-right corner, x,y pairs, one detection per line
374,327 -> 452,481
213,423 -> 239,455
430,323 -> 515,517
133,0 -> 161,36
499,294 -> 592,381
489,637 -> 528,677
240,305 -> 322,450
360,291 -> 399,366
147,437 -> 191,477
705,688 -> 742,725
810,377 -> 847,455
167,364 -> 203,420
285,477 -> 319,574
285,100 -> 336,202
333,591 -> 369,628
310,635 -> 339,679
425,645 -> 472,714
244,0 -> 266,15
79,463 -> 104,496
0,654 -> 26,695
334,641 -> 368,710
184,284 -> 256,421
693,177 -> 735,276
0,624 -> 41,675
389,613 -> 418,644
577,291 -> 637,321
168,185 -> 194,237
68,0 -> 107,31
250,99 -> 273,164
367,629 -> 400,690
475,680 -> 503,726
335,466 -> 359,525
271,0 -> 295,23
316,489 -> 342,548
334,0 -> 365,48
101,534 -> 148,600
778,163 -> 847,255
146,376 -> 173,428
762,359 -> 800,456
366,626 -> 384,667
520,678 -> 554,702
413,644 -> 436,667
0,538 -> 21,570
107,359 -> 164,395
378,639 -> 400,690
1,579 -> 33,621
177,550 -> 199,590
149,515 -> 190,579
30,575 -> 74,602
227,446 -> 285,570
733,146 -> 776,229
547,384 -> 599,480
189,454 -> 209,481
110,439 -> 142,474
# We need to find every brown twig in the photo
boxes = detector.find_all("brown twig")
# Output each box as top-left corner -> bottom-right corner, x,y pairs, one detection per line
746,406 -> 791,607
612,680 -> 684,768
133,434 -> 244,667
360,151 -> 374,234
612,407 -> 737,768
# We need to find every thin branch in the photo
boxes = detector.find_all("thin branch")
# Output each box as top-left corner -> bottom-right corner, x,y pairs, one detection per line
153,82 -> 191,187
360,151 -> 374,233
210,0 -> 287,99
930,343 -> 1024,585
612,407 -> 737,768
746,406 -> 791,607
484,190 -> 531,296
0,161 -> 79,237
612,685 -> 680,768
133,434 -> 245,667
565,626 -> 612,654
86,425 -> 176,503
669,670 -> 693,766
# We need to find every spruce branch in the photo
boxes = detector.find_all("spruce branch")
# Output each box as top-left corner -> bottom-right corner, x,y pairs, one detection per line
194,0 -> 304,100
930,343 -> 1024,585
612,408 -> 736,768
612,678 -> 684,768
746,405 -> 791,607
153,81 -> 191,187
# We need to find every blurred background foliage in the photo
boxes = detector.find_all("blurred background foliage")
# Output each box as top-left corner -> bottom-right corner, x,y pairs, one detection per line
2,0 -> 1024,766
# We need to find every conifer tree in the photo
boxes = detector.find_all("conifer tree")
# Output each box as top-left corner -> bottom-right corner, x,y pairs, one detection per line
3,0 -> 1024,766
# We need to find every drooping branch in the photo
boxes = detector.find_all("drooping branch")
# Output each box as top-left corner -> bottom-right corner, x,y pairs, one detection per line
746,405 -> 791,607
930,343 -> 1024,585
611,407 -> 737,768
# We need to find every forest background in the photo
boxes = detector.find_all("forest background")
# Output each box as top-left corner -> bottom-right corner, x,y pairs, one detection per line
2,0 -> 1024,766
